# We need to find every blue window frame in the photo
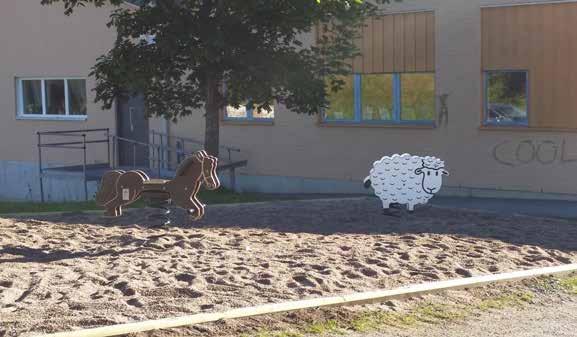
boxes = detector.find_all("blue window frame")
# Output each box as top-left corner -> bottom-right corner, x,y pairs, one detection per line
484,70 -> 529,127
323,73 -> 435,125
224,102 -> 274,121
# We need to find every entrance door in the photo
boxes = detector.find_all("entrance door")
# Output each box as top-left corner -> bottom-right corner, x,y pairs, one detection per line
116,94 -> 149,167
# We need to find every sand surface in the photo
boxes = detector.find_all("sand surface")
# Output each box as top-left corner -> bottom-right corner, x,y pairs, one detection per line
0,198 -> 576,336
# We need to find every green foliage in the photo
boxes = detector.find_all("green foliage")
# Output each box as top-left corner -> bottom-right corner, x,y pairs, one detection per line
401,73 -> 435,121
325,75 -> 355,119
41,0 -> 400,154
362,74 -> 393,120
487,72 -> 527,108
41,0 -> 394,118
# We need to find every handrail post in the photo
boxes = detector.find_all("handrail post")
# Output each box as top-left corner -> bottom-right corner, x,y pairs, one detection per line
37,133 -> 45,203
82,134 -> 88,201
106,128 -> 111,169
157,145 -> 162,177
133,143 -> 136,169
112,135 -> 117,169
159,133 -> 164,169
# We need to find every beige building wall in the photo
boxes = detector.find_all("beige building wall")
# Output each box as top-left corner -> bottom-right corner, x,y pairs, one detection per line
0,1 -> 118,165
168,0 -> 577,199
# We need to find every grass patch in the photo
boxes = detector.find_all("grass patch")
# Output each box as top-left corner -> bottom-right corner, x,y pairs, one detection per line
477,292 -> 533,311
304,320 -> 344,335
241,330 -> 303,337
241,290 -> 535,337
0,188 -> 280,215
560,276 -> 577,295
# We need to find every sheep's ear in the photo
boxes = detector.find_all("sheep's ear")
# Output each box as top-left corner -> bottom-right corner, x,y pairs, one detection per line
414,168 -> 423,175
442,169 -> 449,176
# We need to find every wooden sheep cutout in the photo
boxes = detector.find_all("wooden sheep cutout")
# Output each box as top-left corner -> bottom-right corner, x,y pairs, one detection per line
364,154 -> 449,214
95,150 -> 220,220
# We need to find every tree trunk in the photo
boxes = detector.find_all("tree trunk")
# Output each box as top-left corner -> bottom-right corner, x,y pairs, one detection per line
204,77 -> 220,157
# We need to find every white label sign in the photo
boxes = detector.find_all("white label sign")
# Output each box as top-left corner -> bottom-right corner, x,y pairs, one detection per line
122,188 -> 130,201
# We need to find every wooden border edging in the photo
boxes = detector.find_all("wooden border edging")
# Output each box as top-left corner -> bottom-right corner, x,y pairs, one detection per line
35,264 -> 577,337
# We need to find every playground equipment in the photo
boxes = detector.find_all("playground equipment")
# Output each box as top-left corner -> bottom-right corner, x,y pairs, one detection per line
364,154 -> 449,214
95,150 -> 220,222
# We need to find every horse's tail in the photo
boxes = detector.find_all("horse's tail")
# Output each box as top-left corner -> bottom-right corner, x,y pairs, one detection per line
363,176 -> 371,189
95,170 -> 125,206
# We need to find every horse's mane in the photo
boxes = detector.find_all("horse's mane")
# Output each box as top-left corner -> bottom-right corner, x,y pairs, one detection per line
175,155 -> 201,177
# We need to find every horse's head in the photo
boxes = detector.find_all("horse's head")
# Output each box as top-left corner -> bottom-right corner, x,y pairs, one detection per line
194,151 -> 220,190
176,150 -> 221,190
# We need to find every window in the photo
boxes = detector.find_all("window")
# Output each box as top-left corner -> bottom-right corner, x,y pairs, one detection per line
17,78 -> 87,119
484,71 -> 528,126
224,102 -> 274,121
323,73 -> 435,125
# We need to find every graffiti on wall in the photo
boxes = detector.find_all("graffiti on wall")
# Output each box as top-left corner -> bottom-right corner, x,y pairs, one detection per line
492,139 -> 577,167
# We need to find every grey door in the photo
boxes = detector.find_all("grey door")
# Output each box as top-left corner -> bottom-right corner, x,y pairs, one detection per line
117,94 -> 149,167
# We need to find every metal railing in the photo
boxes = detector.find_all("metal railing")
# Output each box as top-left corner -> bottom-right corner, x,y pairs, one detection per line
37,129 -> 111,202
150,130 -> 242,163
37,128 -> 247,202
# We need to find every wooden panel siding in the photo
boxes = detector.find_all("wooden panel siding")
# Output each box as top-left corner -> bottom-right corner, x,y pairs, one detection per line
482,2 -> 577,129
351,11 -> 435,74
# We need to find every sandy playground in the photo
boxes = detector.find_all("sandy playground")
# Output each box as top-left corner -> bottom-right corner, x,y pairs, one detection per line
0,197 -> 576,336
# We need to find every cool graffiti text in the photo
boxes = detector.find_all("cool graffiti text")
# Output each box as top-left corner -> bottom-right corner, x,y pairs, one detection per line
492,139 -> 577,167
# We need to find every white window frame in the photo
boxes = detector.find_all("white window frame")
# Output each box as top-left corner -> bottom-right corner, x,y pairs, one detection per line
16,77 -> 88,121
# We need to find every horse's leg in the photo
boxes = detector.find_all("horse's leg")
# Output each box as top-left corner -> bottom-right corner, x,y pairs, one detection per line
96,170 -> 125,207
105,171 -> 145,217
168,179 -> 205,220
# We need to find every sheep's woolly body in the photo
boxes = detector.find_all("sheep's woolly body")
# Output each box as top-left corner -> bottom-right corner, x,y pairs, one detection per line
368,154 -> 445,211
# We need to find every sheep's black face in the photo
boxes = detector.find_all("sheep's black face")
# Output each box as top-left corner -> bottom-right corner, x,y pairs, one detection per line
414,167 -> 449,195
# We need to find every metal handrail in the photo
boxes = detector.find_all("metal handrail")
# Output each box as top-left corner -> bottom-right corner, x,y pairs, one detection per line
150,130 -> 242,162
37,128 -> 111,202
110,135 -> 199,176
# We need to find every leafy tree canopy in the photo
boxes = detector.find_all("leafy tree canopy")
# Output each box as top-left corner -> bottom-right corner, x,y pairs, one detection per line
41,0 -> 394,155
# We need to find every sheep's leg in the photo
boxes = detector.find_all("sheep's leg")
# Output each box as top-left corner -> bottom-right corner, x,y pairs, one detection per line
407,203 -> 415,212
381,200 -> 391,209
381,200 -> 401,217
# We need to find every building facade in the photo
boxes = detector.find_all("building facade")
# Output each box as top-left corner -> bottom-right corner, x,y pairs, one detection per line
171,0 -> 577,200
1,0 -> 577,201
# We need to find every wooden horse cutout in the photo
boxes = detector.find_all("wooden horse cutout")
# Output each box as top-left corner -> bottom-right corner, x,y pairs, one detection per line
95,150 -> 220,220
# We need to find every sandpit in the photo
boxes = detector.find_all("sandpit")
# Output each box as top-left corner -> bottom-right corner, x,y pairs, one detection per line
1,198 -> 576,336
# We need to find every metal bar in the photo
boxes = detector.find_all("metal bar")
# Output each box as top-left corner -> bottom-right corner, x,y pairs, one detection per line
37,128 -> 110,135
112,136 -> 117,169
39,140 -> 109,147
106,129 -> 111,169
159,134 -> 164,169
133,143 -> 136,169
83,134 -> 88,201
114,136 -> 156,148
157,146 -> 161,177
151,130 -> 156,169
37,133 -> 45,203
36,133 -> 88,137
39,145 -> 86,150
152,131 -> 241,153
